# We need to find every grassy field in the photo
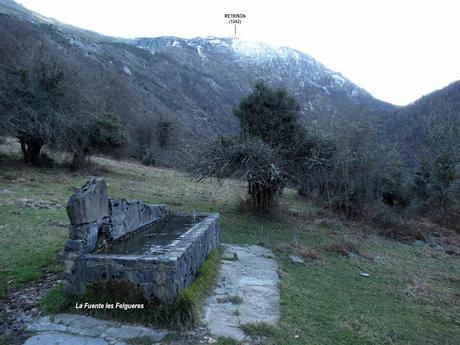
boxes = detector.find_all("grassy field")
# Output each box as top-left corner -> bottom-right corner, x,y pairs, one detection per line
1,139 -> 459,344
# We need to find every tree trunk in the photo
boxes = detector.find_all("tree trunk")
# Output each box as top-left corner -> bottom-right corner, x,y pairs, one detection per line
248,180 -> 283,213
71,151 -> 88,171
19,139 -> 28,164
19,137 -> 44,166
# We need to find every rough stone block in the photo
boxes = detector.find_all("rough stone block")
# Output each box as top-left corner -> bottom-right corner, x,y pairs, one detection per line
125,201 -> 142,233
65,225 -> 98,253
108,198 -> 169,241
63,251 -> 79,274
150,204 -> 168,219
65,239 -> 85,252
108,198 -> 127,240
139,203 -> 153,224
69,223 -> 99,240
66,178 -> 108,225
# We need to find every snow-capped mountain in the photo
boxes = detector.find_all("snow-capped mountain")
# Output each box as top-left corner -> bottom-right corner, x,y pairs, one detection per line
134,36 -> 392,128
138,36 -> 366,100
0,0 -> 396,153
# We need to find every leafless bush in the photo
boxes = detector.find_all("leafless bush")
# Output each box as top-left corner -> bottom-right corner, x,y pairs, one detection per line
298,113 -> 409,218
191,137 -> 286,213
324,237 -> 372,259
276,242 -> 320,260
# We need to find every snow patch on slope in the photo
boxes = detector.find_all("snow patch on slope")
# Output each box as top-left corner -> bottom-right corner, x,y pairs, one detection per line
122,66 -> 132,75
197,45 -> 204,58
331,73 -> 345,87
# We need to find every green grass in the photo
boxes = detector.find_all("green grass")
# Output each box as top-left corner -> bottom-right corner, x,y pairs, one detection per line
222,209 -> 460,344
0,161 -> 77,296
39,283 -> 67,314
226,295 -> 244,305
215,337 -> 241,345
161,332 -> 179,343
1,140 -> 460,344
241,322 -> 277,337
126,336 -> 156,345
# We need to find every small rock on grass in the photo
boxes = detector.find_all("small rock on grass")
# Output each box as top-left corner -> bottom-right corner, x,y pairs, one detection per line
0,189 -> 14,194
289,255 -> 305,264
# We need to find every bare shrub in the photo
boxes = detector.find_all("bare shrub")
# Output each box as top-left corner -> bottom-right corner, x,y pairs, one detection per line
276,242 -> 320,260
324,238 -> 372,259
191,138 -> 285,213
298,246 -> 320,260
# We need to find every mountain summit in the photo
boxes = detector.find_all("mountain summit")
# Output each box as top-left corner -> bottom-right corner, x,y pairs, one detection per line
0,0 -> 396,157
134,36 -> 395,128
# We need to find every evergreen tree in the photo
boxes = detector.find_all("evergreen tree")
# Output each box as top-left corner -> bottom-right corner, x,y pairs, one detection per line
233,80 -> 302,151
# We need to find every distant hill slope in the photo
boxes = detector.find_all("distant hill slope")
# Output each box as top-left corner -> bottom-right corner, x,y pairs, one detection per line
7,0 -> 452,163
383,80 -> 460,158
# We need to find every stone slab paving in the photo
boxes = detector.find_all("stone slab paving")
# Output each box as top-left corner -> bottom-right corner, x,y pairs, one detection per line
22,244 -> 280,344
24,314 -> 167,345
23,332 -> 110,345
203,244 -> 280,341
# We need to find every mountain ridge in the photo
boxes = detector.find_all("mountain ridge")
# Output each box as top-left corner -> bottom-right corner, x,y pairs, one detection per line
3,0 -> 459,165
0,0 -> 397,130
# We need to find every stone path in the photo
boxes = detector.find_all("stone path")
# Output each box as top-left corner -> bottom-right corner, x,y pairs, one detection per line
203,244 -> 280,341
24,314 -> 167,345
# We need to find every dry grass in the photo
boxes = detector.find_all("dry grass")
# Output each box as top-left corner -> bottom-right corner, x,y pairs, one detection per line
380,218 -> 460,254
405,280 -> 434,300
91,156 -> 245,210
0,137 -> 21,158
298,246 -> 320,260
274,202 -> 333,228
324,238 -> 373,260
276,242 -> 320,260
402,274 -> 458,308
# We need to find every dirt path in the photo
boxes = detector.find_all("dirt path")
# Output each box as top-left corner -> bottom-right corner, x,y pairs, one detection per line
0,272 -> 62,345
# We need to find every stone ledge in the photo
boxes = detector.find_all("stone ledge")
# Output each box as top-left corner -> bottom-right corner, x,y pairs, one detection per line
26,314 -> 167,345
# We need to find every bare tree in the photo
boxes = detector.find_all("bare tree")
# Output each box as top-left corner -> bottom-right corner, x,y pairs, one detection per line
0,46 -> 69,165
413,105 -> 460,215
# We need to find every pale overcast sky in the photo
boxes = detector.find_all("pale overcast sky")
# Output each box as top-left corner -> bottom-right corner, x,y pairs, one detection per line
16,0 -> 460,105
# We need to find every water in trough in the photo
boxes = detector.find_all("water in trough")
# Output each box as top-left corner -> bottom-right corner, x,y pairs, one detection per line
99,215 -> 206,255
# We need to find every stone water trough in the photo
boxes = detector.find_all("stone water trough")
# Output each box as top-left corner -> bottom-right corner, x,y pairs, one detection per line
63,178 -> 220,304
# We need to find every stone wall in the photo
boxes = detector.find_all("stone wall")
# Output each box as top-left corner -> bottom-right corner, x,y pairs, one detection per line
108,198 -> 169,241
64,177 -> 169,254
